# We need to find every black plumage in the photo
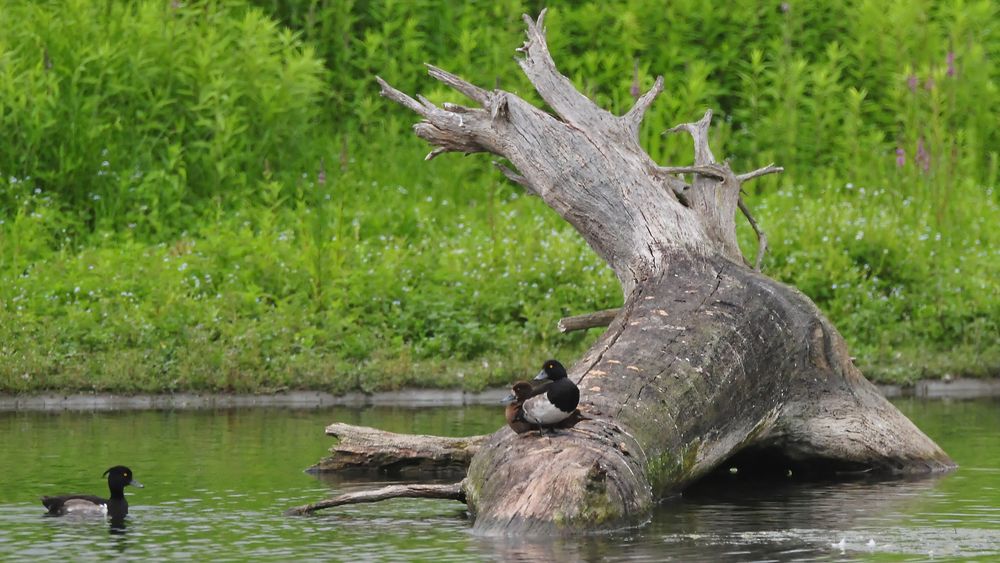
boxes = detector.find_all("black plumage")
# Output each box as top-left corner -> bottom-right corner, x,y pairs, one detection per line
42,465 -> 143,519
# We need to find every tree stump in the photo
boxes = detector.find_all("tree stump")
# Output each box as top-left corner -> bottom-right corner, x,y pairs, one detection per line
290,10 -> 954,534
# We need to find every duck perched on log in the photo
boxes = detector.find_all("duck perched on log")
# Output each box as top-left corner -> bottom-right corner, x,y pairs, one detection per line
501,381 -> 538,434
502,360 -> 581,434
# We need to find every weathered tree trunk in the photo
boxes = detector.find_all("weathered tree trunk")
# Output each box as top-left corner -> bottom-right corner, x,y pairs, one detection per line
297,11 -> 953,534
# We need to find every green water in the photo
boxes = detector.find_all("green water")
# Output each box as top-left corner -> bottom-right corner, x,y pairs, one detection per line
0,399 -> 997,561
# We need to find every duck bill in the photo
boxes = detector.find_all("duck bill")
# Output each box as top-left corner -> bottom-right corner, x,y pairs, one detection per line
500,393 -> 516,405
128,479 -> 144,489
533,369 -> 550,382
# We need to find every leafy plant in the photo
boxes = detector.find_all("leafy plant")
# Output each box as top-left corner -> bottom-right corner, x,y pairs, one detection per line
0,0 -> 996,393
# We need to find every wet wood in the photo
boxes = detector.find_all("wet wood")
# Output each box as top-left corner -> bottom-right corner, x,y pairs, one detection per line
307,423 -> 488,473
284,482 -> 466,516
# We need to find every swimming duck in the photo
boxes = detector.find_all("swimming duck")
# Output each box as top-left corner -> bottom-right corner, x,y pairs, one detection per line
515,359 -> 580,432
41,466 -> 143,518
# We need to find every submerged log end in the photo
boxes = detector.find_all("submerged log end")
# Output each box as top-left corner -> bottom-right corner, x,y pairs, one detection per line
465,419 -> 653,535
778,385 -> 957,474
761,312 -> 956,475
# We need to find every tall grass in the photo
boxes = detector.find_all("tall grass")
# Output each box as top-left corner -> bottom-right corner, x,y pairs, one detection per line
0,0 -> 327,238
0,0 -> 996,392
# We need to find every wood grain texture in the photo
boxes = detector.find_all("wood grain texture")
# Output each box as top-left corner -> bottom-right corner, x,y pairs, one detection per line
285,482 -> 466,516
308,423 -> 488,473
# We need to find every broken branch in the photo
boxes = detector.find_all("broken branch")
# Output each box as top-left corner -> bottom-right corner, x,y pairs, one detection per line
624,75 -> 665,136
426,63 -> 489,105
738,196 -> 768,271
376,76 -> 428,116
284,481 -> 466,516
308,423 -> 489,473
516,10 -> 613,132
558,308 -> 621,333
655,163 -> 730,181
665,109 -> 716,165
737,163 -> 784,183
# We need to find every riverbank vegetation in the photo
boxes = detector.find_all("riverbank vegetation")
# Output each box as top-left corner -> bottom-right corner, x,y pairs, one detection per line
1,0 -> 996,393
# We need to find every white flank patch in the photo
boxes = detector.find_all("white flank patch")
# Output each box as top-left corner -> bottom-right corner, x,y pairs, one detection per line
522,396 -> 570,425
64,500 -> 107,515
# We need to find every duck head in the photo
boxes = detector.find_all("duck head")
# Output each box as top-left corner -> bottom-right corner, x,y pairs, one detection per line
103,466 -> 144,490
501,381 -> 536,405
534,359 -> 567,382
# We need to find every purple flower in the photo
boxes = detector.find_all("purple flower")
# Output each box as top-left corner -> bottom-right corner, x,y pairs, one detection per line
946,51 -> 956,77
924,77 -> 935,91
317,161 -> 326,185
781,2 -> 791,13
895,147 -> 906,168
916,138 -> 930,173
907,74 -> 918,92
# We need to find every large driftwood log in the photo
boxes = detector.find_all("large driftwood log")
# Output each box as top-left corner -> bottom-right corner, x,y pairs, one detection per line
293,11 -> 953,533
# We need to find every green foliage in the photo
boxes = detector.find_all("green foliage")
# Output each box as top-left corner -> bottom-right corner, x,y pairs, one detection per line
0,0 -> 327,235
743,181 -> 998,382
0,0 -> 997,392
0,136 -> 618,392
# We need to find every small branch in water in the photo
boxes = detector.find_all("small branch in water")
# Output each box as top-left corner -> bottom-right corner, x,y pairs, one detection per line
558,308 -> 621,333
284,481 -> 467,516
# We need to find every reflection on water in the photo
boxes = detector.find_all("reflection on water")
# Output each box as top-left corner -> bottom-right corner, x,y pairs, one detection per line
0,399 -> 997,561
108,516 -> 127,536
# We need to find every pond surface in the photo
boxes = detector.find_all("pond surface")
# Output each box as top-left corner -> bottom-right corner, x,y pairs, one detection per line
0,398 -> 997,561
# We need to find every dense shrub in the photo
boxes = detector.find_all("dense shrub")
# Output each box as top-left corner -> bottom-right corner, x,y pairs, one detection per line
0,0 -> 996,392
255,0 -> 998,190
0,0 -> 327,236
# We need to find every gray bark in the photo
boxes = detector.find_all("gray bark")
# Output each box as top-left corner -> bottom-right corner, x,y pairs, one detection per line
285,482 -> 465,516
307,423 -> 487,473
295,10 -> 954,534
558,308 -> 621,333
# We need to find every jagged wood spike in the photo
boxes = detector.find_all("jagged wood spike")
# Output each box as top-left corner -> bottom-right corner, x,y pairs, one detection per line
426,63 -> 489,105
737,163 -> 784,183
624,75 -> 665,136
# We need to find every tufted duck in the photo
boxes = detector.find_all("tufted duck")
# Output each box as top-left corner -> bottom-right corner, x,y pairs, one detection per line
518,359 -> 580,430
501,380 -> 547,434
41,466 -> 143,519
